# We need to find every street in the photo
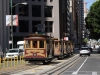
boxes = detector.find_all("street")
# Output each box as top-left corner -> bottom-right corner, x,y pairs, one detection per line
61,49 -> 100,75
1,49 -> 100,75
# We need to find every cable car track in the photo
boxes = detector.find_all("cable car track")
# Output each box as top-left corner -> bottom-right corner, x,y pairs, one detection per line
35,54 -> 82,75
0,54 -> 81,75
0,64 -> 40,74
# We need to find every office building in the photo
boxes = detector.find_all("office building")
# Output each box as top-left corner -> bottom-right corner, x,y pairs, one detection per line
0,0 -> 9,51
11,0 -> 70,47
75,0 -> 84,45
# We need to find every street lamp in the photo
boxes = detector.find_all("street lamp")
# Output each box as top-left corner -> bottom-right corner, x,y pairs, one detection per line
10,0 -> 27,49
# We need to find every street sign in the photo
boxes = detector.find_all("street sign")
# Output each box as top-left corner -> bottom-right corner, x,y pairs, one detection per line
37,24 -> 45,32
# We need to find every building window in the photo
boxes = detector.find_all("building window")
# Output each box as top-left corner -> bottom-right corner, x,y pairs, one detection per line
44,6 -> 53,17
45,21 -> 53,32
32,21 -> 41,32
38,0 -> 41,1
19,5 -> 29,16
13,26 -> 16,32
50,0 -> 53,2
19,20 -> 29,32
32,5 -> 41,17
44,0 -> 47,2
10,26 -> 16,32
9,3 -> 15,15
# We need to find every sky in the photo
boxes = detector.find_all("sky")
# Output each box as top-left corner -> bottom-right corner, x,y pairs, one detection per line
84,0 -> 96,10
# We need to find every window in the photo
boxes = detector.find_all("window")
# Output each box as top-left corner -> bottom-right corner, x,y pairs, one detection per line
10,26 -> 16,32
38,0 -> 41,1
55,42 -> 58,47
50,0 -> 53,2
32,5 -> 41,17
44,6 -> 53,17
19,5 -> 29,16
32,21 -> 41,32
26,40 -> 31,48
45,21 -> 53,32
19,20 -> 29,32
32,41 -> 37,48
44,0 -> 47,2
9,3 -> 15,15
39,41 -> 44,48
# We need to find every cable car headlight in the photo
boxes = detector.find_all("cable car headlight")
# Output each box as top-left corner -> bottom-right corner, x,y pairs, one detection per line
33,53 -> 37,56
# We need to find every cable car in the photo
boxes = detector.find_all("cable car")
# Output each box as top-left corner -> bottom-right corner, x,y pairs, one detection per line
24,34 -> 54,64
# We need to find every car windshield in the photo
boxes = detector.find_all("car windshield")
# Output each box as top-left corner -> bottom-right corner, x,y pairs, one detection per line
7,49 -> 19,53
81,48 -> 88,50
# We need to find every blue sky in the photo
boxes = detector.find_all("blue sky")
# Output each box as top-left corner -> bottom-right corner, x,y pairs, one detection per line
84,0 -> 96,10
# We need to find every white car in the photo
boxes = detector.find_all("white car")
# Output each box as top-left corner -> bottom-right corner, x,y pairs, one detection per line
5,48 -> 24,59
79,47 -> 90,56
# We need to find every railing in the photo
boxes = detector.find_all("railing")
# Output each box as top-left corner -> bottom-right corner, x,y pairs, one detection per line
0,56 -> 27,69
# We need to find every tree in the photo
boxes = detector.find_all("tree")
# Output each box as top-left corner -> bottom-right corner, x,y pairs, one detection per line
85,0 -> 100,39
83,38 -> 88,45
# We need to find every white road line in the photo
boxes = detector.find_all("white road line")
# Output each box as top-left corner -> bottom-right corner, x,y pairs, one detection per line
92,72 -> 97,75
72,57 -> 88,75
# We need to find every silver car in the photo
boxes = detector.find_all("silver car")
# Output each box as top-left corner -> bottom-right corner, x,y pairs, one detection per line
79,47 -> 90,56
5,48 -> 24,59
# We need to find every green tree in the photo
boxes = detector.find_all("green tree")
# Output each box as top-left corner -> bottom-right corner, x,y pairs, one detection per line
83,38 -> 88,45
85,0 -> 100,39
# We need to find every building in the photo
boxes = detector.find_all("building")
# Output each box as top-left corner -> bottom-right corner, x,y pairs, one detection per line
0,0 -> 9,52
84,2 -> 89,39
11,0 -> 70,47
75,0 -> 84,45
69,0 -> 77,44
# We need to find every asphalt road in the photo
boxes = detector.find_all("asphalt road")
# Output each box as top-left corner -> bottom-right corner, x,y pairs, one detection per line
61,49 -> 100,75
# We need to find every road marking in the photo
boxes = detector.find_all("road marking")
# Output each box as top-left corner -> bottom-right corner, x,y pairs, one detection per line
72,57 -> 88,74
92,72 -> 97,75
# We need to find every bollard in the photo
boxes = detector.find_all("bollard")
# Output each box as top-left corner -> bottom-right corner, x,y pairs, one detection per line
10,57 -> 12,66
0,58 -> 1,68
20,56 -> 21,64
7,58 -> 9,67
16,56 -> 18,65
22,56 -> 24,64
21,56 -> 23,64
3,58 -> 5,68
14,57 -> 15,66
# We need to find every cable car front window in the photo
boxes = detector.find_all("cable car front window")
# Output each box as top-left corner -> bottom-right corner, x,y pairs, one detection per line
40,40 -> 44,48
55,42 -> 58,47
26,40 -> 31,48
33,41 -> 37,48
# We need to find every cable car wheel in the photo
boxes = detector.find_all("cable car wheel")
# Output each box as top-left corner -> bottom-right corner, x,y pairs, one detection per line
42,60 -> 51,64
58,56 -> 64,60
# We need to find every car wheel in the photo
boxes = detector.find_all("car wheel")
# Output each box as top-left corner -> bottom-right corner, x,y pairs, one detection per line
80,54 -> 81,56
88,54 -> 90,56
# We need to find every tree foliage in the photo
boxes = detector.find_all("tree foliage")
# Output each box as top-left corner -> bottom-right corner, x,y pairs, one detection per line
85,0 -> 100,39
83,38 -> 88,43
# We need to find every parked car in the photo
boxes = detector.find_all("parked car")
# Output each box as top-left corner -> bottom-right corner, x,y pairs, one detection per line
88,46 -> 93,52
97,47 -> 100,53
5,48 -> 24,59
79,47 -> 90,56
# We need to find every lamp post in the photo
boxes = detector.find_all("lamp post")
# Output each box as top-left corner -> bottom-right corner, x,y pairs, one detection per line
10,0 -> 27,49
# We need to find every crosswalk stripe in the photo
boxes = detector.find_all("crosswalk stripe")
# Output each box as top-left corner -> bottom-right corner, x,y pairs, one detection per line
92,72 -> 97,75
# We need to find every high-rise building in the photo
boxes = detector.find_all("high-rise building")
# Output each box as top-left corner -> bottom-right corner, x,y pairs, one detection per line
10,0 -> 70,47
76,0 -> 84,45
0,0 -> 9,52
69,0 -> 77,44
